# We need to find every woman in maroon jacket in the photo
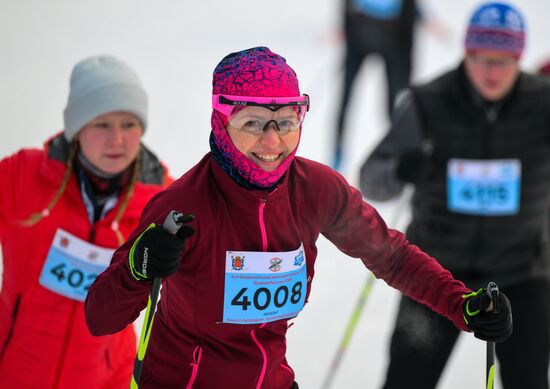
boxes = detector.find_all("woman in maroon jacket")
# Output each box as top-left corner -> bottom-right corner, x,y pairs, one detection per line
85,47 -> 512,389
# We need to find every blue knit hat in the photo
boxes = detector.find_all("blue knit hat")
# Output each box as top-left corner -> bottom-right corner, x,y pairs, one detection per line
465,2 -> 525,57
63,55 -> 148,141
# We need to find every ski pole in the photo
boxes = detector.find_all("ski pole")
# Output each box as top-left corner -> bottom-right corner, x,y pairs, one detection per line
321,272 -> 376,389
130,211 -> 185,389
486,281 -> 499,389
320,186 -> 413,389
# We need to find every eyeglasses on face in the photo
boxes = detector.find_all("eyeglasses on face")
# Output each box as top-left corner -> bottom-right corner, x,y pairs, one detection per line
212,94 -> 310,135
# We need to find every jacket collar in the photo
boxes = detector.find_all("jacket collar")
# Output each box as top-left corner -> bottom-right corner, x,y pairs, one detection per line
209,153 -> 288,211
455,61 -> 521,112
43,132 -> 166,186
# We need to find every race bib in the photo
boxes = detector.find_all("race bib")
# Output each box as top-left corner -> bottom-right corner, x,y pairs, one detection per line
39,228 -> 114,302
447,159 -> 521,216
223,245 -> 307,325
352,0 -> 403,19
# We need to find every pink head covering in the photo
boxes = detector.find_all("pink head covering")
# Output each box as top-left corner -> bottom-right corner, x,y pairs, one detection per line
210,46 -> 302,189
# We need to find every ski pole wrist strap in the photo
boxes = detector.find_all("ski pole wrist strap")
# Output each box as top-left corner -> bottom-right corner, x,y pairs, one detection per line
129,223 -> 157,281
462,288 -> 484,325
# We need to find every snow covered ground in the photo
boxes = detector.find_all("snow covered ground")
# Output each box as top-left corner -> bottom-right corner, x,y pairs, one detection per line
1,1 -> 550,387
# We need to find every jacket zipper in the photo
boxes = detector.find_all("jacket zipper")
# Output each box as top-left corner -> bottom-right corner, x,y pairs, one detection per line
185,345 -> 203,389
51,224 -> 96,387
252,198 -> 269,388
0,294 -> 21,361
251,324 -> 268,389
259,198 -> 268,252
472,108 -> 498,267
51,301 -> 79,388
104,348 -> 112,369
89,224 -> 96,243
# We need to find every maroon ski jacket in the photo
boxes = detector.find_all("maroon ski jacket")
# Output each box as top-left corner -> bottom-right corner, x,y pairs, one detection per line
85,153 -> 470,389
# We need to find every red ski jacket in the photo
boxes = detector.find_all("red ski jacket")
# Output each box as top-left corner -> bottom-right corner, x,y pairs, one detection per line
0,134 -> 171,389
86,153 -> 471,389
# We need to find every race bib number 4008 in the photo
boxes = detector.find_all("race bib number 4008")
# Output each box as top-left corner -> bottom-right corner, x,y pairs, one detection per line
223,245 -> 307,325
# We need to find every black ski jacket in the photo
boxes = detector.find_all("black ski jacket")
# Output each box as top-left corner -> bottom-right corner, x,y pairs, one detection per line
360,63 -> 550,287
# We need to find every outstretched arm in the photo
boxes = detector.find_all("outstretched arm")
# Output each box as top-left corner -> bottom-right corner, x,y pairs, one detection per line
359,89 -> 430,201
322,170 -> 511,340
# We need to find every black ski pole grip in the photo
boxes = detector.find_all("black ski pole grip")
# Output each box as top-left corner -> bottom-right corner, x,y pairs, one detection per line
487,281 -> 500,314
162,210 -> 184,234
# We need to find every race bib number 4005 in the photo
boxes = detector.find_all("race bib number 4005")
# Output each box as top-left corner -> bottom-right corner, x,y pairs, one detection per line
223,245 -> 307,325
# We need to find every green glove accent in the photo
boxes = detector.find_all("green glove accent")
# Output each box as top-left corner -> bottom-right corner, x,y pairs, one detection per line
462,287 -> 513,343
129,223 -> 157,281
462,288 -> 484,325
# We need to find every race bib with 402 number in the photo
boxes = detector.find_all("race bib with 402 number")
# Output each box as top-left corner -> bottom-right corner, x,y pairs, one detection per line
223,245 -> 307,325
39,228 -> 114,302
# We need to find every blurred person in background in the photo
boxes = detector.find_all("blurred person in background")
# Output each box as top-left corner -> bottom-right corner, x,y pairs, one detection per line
538,59 -> 550,78
86,46 -> 511,389
360,2 -> 549,388
332,0 -> 418,170
0,55 -> 172,388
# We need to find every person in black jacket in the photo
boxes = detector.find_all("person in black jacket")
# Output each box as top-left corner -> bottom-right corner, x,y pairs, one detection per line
332,0 -> 417,170
360,2 -> 549,388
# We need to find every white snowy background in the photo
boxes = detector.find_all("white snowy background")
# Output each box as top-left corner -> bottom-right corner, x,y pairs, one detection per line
1,1 -> 550,388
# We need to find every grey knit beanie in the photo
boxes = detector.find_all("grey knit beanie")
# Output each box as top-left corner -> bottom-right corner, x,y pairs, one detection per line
63,55 -> 148,141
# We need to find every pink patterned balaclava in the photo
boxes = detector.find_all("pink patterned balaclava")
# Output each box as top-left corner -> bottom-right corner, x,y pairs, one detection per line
210,46 -> 301,189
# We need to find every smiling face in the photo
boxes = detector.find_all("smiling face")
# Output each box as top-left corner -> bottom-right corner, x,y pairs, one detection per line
226,121 -> 300,172
76,111 -> 143,174
225,105 -> 302,172
464,51 -> 520,101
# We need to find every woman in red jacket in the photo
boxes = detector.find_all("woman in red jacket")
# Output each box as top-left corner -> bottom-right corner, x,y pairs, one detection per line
86,47 -> 512,389
0,55 -> 171,388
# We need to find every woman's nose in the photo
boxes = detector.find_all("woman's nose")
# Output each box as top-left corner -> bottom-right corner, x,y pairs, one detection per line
259,126 -> 281,148
108,126 -> 125,144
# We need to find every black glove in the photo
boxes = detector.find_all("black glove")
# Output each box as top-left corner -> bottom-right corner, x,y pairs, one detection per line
463,287 -> 513,343
395,149 -> 431,183
129,214 -> 195,281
